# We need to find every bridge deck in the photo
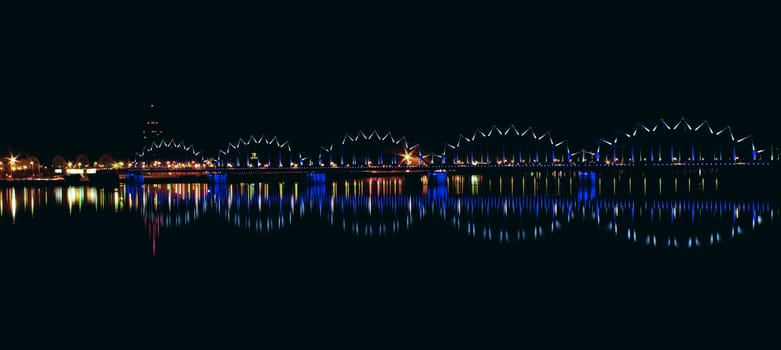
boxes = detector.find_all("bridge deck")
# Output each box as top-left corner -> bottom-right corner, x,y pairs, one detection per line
108,161 -> 775,174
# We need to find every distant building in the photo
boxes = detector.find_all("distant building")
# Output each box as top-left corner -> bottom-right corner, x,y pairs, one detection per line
142,104 -> 164,143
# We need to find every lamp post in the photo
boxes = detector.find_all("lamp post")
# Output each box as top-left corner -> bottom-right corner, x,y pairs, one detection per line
9,156 -> 17,178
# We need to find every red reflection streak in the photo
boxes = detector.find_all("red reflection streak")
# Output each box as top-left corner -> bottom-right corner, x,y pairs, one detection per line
144,215 -> 161,257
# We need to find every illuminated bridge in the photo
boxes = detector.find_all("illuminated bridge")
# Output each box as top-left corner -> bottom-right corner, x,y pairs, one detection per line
592,119 -> 767,164
44,118 -> 776,183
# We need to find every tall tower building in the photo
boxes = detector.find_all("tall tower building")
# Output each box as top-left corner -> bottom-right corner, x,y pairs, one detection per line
142,104 -> 164,143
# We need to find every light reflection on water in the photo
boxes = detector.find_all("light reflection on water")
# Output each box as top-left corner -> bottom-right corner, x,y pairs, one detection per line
0,174 -> 777,254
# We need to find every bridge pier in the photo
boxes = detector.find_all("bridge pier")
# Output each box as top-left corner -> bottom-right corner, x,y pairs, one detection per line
207,173 -> 227,184
125,172 -> 144,184
306,172 -> 326,185
427,171 -> 449,200
427,171 -> 448,185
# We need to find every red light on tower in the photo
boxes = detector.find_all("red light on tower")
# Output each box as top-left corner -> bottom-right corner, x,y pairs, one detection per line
143,103 -> 164,143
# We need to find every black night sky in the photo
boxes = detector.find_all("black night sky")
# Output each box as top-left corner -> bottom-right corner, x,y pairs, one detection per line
4,5 -> 781,338
2,4 -> 779,161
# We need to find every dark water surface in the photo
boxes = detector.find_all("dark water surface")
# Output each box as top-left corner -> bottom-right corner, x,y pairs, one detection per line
2,172 -> 780,338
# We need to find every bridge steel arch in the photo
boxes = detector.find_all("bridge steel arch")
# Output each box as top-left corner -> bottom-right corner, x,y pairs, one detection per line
74,154 -> 90,168
317,130 -> 422,167
216,135 -> 299,168
438,125 -> 570,165
133,139 -> 203,167
97,153 -> 115,168
593,118 -> 763,164
51,155 -> 67,168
